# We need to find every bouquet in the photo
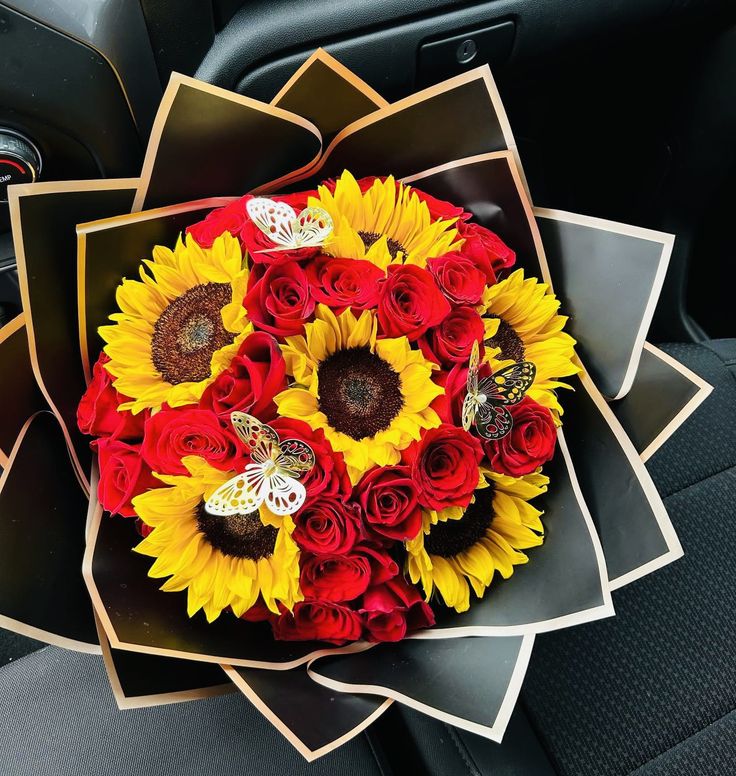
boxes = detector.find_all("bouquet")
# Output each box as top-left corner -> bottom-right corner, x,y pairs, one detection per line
0,50 -> 712,759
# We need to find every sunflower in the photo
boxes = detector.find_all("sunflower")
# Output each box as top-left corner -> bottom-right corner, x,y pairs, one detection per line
275,304 -> 443,482
100,232 -> 251,413
310,171 -> 463,270
480,269 -> 579,418
132,456 -> 302,623
406,468 -> 548,613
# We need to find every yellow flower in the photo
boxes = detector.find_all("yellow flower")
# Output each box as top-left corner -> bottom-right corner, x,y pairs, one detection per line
310,171 -> 463,270
275,305 -> 443,482
100,232 -> 251,413
480,269 -> 579,418
406,468 -> 548,612
132,456 -> 302,623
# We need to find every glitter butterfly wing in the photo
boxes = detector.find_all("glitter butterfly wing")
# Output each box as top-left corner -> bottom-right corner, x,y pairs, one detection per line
230,411 -> 280,465
203,469 -> 265,516
461,340 -> 481,432
474,402 -> 514,441
263,472 -> 307,516
275,439 -> 316,474
246,197 -> 332,250
477,361 -> 536,407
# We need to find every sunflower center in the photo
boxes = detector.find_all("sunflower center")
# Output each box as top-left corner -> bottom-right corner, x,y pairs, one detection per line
317,346 -> 404,440
486,316 -> 525,362
196,502 -> 277,560
358,230 -> 406,259
151,283 -> 233,385
424,484 -> 496,558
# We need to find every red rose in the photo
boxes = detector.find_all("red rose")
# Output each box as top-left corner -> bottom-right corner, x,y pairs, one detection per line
414,188 -> 470,222
270,418 -> 352,504
427,253 -> 487,305
77,354 -> 146,441
241,600 -> 278,623
484,397 -> 557,476
95,438 -> 159,517
239,193 -> 319,266
186,198 -> 249,248
199,332 -> 286,422
358,543 -> 399,585
420,306 -> 485,367
355,466 -> 422,541
292,497 -> 363,554
362,577 -> 435,642
245,261 -> 315,337
306,255 -> 384,312
377,264 -> 450,341
404,424 -> 483,510
141,408 -> 243,475
430,363 -> 469,426
272,601 -> 362,644
300,552 -> 372,602
458,222 -> 516,284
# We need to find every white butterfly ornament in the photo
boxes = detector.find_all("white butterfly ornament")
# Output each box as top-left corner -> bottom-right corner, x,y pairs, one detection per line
462,340 -> 536,441
246,197 -> 333,251
204,412 -> 315,517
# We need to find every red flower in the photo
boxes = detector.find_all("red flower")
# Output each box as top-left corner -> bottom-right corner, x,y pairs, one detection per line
273,601 -> 362,644
354,466 -> 422,541
362,577 -> 435,642
141,408 -> 243,476
457,221 -> 515,283
427,253 -> 487,305
299,553 -> 372,602
484,397 -> 557,476
239,193 -> 319,266
404,424 -> 483,511
358,543 -> 399,585
270,418 -> 352,504
306,255 -> 384,312
420,306 -> 485,367
77,353 -> 146,441
245,261 -> 315,337
292,497 -> 363,555
414,189 -> 470,222
377,264 -> 450,341
241,600 -> 279,623
199,332 -> 286,422
186,198 -> 249,248
94,438 -> 159,517
430,363 -> 469,426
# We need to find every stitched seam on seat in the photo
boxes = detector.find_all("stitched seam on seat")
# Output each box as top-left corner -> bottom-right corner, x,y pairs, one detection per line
444,723 -> 482,776
663,463 -> 736,500
628,709 -> 736,774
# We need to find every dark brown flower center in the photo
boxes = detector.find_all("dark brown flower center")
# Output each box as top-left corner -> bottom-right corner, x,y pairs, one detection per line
317,346 -> 404,440
358,230 -> 406,259
424,484 -> 496,558
196,502 -> 277,559
151,283 -> 233,385
485,316 -> 525,362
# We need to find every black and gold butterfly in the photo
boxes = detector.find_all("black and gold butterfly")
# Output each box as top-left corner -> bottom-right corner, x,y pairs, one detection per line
461,340 -> 536,441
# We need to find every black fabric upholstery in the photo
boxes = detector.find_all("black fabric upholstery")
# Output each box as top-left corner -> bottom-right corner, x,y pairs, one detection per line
521,339 -> 736,775
0,647 -> 383,776
646,340 -> 736,497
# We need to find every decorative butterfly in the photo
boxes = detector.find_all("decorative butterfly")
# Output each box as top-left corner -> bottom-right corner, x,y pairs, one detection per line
246,197 -> 333,251
461,340 -> 536,441
204,412 -> 315,517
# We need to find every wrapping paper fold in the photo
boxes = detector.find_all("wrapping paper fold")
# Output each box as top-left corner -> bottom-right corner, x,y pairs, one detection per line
0,49 -> 711,758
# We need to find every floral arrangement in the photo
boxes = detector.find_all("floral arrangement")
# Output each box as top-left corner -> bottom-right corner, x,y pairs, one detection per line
78,171 -> 577,645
